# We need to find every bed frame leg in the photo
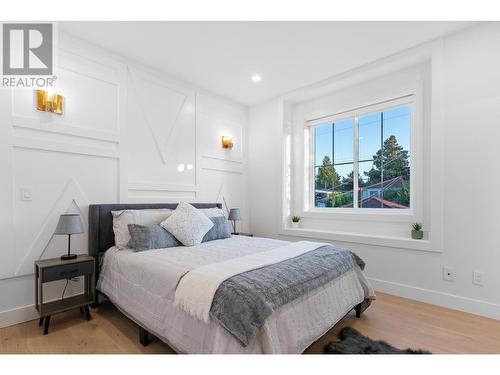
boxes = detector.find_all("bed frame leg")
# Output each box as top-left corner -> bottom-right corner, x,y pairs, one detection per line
139,326 -> 151,347
355,303 -> 362,318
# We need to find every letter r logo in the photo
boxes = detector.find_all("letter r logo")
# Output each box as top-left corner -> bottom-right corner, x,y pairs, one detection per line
2,23 -> 53,75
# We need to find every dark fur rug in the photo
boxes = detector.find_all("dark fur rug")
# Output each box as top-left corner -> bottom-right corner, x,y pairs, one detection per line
325,327 -> 431,354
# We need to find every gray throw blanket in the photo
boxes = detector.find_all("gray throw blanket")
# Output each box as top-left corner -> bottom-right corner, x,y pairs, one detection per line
209,245 -> 365,347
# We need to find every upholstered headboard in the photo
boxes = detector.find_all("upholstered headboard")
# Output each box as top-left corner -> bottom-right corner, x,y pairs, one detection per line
88,202 -> 222,301
88,203 -> 222,257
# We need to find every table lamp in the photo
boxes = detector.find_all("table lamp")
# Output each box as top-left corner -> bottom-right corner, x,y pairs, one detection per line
55,214 -> 84,260
228,208 -> 241,235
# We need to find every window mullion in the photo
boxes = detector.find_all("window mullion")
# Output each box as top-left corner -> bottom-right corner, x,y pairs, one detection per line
380,112 -> 384,208
353,116 -> 359,208
331,122 -> 335,200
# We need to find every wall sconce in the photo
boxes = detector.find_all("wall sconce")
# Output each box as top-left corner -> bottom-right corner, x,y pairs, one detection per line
36,89 -> 63,115
222,136 -> 234,149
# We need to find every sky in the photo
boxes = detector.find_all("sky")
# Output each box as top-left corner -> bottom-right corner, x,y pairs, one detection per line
314,105 -> 411,186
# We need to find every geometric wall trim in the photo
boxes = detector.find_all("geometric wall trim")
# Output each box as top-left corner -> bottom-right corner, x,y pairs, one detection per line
0,32 -> 248,328
128,68 -> 188,165
14,178 -> 89,277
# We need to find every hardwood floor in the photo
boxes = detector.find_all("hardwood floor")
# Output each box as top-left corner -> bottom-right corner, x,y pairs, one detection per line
1,292 -> 500,354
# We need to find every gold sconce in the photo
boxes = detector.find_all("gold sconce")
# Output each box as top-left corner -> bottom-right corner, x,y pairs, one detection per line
221,136 -> 234,149
36,89 -> 63,115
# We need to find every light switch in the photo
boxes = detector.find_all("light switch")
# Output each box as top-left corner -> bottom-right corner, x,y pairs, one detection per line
21,187 -> 32,201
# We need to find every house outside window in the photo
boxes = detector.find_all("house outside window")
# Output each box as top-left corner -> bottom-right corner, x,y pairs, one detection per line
309,97 -> 412,210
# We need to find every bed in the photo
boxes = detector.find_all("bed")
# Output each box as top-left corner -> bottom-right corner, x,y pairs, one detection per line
89,203 -> 375,354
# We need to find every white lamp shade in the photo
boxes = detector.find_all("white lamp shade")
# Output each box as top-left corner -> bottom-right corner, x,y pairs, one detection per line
228,208 -> 241,221
55,214 -> 84,235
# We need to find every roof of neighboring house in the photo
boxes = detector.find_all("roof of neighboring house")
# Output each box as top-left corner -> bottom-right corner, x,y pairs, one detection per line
361,176 -> 405,191
365,196 -> 408,208
341,194 -> 408,209
316,176 -> 406,195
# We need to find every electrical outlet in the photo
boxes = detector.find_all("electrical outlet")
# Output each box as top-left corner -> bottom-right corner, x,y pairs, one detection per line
473,271 -> 484,286
443,266 -> 455,282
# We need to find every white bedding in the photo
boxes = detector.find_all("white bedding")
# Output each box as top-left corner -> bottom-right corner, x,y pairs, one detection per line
97,235 -> 374,354
174,240 -> 327,323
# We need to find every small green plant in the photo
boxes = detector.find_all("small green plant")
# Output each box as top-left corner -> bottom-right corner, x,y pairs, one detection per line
411,223 -> 423,239
412,223 -> 422,231
291,215 -> 300,223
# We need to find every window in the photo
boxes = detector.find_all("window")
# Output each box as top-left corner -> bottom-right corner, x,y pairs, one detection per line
311,98 -> 412,210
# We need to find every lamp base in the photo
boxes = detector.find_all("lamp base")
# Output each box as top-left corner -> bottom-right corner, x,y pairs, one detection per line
61,254 -> 77,260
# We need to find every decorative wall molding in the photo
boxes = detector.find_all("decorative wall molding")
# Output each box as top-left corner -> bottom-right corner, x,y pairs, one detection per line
0,31 -> 248,328
128,181 -> 198,193
201,154 -> 244,164
128,67 -> 192,165
215,183 -> 230,212
12,136 -> 119,160
201,167 -> 243,175
126,193 -> 197,202
10,48 -> 123,140
200,155 -> 244,175
15,178 -> 90,277
12,117 -> 120,144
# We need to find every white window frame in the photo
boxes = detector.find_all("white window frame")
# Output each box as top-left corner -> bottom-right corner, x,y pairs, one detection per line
305,95 -> 416,219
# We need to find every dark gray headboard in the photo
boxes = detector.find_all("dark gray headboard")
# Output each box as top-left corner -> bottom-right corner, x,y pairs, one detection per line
89,203 -> 222,301
88,203 -> 222,258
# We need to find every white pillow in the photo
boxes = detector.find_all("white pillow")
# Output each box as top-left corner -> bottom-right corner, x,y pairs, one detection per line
160,202 -> 214,246
199,207 -> 225,218
111,209 -> 173,247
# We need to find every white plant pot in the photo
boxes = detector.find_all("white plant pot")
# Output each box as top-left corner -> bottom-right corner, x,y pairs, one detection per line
291,222 -> 300,228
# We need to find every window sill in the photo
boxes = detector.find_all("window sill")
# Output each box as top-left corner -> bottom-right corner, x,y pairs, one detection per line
279,227 -> 441,253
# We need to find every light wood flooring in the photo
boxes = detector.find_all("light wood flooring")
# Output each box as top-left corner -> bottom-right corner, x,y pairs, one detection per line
1,292 -> 500,354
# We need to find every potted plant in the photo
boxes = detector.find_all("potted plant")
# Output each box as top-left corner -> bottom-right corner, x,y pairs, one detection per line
411,223 -> 423,240
291,215 -> 300,228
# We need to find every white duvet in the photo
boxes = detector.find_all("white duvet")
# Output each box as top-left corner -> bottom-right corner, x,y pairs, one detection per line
98,235 -> 374,354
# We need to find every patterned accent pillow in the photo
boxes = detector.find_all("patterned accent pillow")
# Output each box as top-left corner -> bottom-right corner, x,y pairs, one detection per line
160,202 -> 214,246
127,224 -> 181,252
202,216 -> 232,243
111,209 -> 173,248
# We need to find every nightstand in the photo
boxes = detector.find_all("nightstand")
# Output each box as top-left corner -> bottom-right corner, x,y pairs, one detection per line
34,254 -> 95,335
232,232 -> 253,237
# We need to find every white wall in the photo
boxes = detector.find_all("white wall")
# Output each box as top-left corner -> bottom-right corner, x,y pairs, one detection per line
0,32 -> 248,327
248,22 -> 500,319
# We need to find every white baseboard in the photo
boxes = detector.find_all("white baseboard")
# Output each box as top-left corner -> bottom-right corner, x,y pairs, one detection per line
0,304 -> 39,329
368,277 -> 500,320
0,291 -> 84,329
2,279 -> 499,329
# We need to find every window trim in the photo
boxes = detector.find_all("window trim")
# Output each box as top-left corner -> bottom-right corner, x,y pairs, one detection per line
305,95 -> 415,217
281,45 -> 443,252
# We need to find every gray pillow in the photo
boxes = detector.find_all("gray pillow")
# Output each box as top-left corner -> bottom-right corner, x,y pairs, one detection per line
202,216 -> 232,243
127,224 -> 181,252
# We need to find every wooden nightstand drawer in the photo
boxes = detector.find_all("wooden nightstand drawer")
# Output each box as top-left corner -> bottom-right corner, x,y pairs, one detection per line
42,261 -> 94,282
35,255 -> 95,335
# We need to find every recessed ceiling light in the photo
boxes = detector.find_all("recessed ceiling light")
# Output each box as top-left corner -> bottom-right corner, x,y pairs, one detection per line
251,74 -> 262,83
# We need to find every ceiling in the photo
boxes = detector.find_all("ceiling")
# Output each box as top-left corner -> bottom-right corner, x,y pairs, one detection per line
60,21 -> 473,106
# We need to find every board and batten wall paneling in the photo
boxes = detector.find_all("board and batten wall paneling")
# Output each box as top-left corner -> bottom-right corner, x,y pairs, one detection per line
0,31 -> 249,328
123,67 -> 197,199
